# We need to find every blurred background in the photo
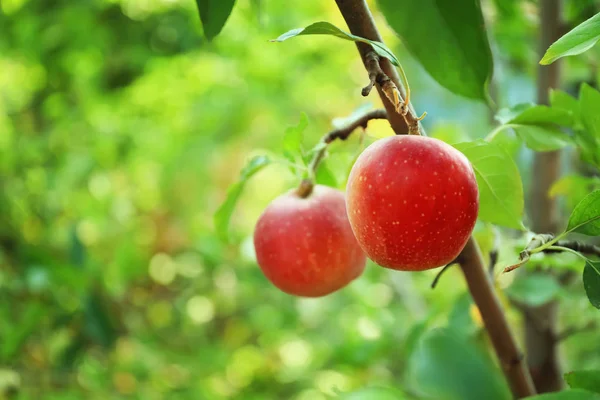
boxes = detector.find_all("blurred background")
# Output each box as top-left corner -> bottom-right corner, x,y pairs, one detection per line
1,0 -> 599,398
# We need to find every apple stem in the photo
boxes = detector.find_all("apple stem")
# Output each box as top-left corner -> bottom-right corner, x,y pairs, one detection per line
296,179 -> 314,198
335,0 -> 536,397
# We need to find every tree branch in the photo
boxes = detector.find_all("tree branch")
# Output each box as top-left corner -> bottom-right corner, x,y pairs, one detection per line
324,109 -> 387,144
334,0 -> 421,136
544,240 -> 600,257
334,1 -> 536,397
297,108 -> 387,197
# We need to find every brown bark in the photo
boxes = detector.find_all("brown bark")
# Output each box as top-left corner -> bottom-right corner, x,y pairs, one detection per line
334,0 -> 536,397
525,0 -> 564,393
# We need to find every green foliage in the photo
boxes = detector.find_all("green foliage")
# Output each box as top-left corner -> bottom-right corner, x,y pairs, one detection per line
214,155 -> 271,241
565,370 -> 600,393
273,22 -> 403,67
505,273 -> 562,307
377,0 -> 493,101
196,0 -> 237,40
341,386 -> 406,399
550,89 -> 580,126
541,12 -> 600,65
493,104 -> 573,151
283,113 -> 309,172
566,190 -> 600,235
408,328 -> 511,400
4,0 -> 600,397
583,261 -> 600,309
525,389 -> 600,399
453,140 -> 525,230
578,84 -> 600,167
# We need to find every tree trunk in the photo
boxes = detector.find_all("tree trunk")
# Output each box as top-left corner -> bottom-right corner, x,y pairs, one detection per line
525,0 -> 564,393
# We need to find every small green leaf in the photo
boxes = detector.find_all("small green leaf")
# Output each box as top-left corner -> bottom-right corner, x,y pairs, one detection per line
493,104 -> 573,151
195,0 -> 236,40
510,124 -> 572,152
315,161 -> 338,188
566,190 -> 600,235
509,105 -> 573,126
550,89 -> 580,123
525,389 -> 600,399
565,370 -> 600,393
283,113 -> 308,168
583,261 -> 600,309
540,12 -> 600,65
409,328 -> 511,400
495,103 -> 535,124
377,0 -> 493,101
505,274 -> 561,307
272,22 -> 401,67
453,140 -> 525,230
341,386 -> 406,400
214,155 -> 271,242
575,84 -> 600,167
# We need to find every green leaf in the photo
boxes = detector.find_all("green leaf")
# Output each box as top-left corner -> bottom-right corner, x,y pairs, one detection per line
509,105 -> 573,126
565,370 -> 600,393
525,389 -> 600,400
566,190 -> 600,235
409,328 -> 511,400
505,274 -> 561,307
575,84 -> 600,167
377,0 -> 493,101
447,292 -> 477,337
511,125 -> 572,152
283,113 -> 308,167
495,103 -> 535,125
540,12 -> 600,65
583,261 -> 600,309
315,161 -> 338,188
550,89 -> 580,123
453,140 -> 525,230
214,155 -> 271,242
341,386 -> 406,400
272,22 -> 401,67
493,104 -> 573,151
195,0 -> 236,40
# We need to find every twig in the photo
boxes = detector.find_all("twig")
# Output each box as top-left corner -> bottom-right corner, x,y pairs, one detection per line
324,109 -> 387,143
544,240 -> 600,257
431,262 -> 456,289
555,321 -> 597,342
504,234 -> 600,273
504,234 -> 555,273
297,108 -> 387,197
489,249 -> 499,277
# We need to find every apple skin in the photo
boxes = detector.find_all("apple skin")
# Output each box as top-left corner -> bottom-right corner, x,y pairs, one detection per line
346,135 -> 479,271
254,185 -> 366,297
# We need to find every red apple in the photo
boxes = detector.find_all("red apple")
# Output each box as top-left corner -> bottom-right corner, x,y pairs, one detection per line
346,135 -> 479,271
254,185 -> 366,297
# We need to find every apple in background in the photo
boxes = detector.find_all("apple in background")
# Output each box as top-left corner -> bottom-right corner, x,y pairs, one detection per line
254,184 -> 366,297
346,135 -> 479,271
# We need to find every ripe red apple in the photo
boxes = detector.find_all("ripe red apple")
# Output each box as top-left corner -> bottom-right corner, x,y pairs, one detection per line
254,184 -> 366,297
346,135 -> 479,271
